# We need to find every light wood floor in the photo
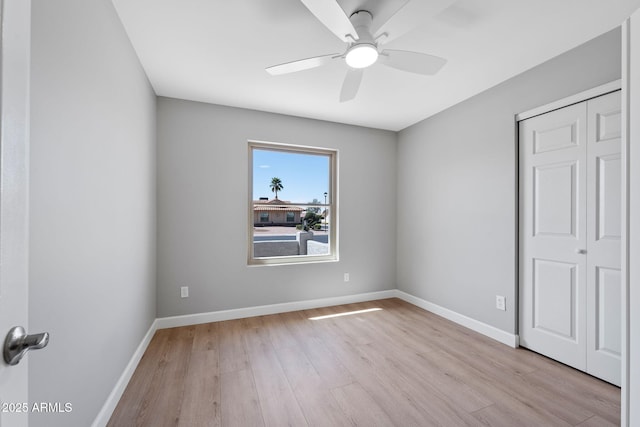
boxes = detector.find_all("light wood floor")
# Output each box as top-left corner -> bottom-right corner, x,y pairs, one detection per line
108,298 -> 620,426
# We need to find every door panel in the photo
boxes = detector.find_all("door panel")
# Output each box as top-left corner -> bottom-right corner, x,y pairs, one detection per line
533,117 -> 580,154
595,267 -> 622,357
594,107 -> 621,143
532,259 -> 577,340
586,91 -> 622,385
519,102 -> 588,370
534,162 -> 578,237
596,154 -> 622,241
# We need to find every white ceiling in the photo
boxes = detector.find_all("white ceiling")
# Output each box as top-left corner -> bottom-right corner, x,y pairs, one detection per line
111,0 -> 640,131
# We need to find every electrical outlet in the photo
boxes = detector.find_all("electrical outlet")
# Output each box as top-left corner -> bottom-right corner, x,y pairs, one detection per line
344,273 -> 350,282
496,295 -> 506,311
181,286 -> 189,298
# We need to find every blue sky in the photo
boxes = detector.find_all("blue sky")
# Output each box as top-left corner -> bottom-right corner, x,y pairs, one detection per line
253,149 -> 330,203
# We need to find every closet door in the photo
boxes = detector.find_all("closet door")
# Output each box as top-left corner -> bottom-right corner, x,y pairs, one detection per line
519,102 -> 588,371
586,91 -> 622,385
519,90 -> 621,386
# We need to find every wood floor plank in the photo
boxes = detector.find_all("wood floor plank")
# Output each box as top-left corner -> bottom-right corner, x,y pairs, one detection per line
300,335 -> 354,389
364,338 -> 492,414
576,415 -> 619,427
366,301 -> 440,355
423,349 -> 576,426
429,334 -> 612,426
191,322 -> 219,352
283,310 -> 354,389
313,323 -> 442,426
243,326 -> 308,426
353,341 -> 483,426
331,383 -> 395,427
522,363 -> 620,425
320,304 -> 379,346
220,369 -> 264,427
107,329 -> 172,426
275,345 -> 352,427
430,345 -> 594,424
113,326 -> 194,427
218,319 -> 250,374
109,298 -> 621,426
471,403 -> 570,427
261,312 -> 300,350
177,350 -> 221,427
151,327 -> 195,427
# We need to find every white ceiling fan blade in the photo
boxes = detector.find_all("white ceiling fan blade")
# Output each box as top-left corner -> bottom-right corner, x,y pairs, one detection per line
380,49 -> 446,75
301,0 -> 359,42
373,0 -> 455,44
339,68 -> 363,103
266,53 -> 339,76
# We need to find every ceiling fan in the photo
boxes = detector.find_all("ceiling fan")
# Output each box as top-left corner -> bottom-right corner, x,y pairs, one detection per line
265,0 -> 451,102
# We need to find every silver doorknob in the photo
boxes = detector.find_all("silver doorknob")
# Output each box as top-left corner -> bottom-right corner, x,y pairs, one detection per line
576,249 -> 587,255
3,326 -> 49,366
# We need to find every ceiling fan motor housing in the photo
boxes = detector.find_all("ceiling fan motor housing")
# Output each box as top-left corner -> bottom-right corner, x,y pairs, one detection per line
349,10 -> 375,45
345,10 -> 379,68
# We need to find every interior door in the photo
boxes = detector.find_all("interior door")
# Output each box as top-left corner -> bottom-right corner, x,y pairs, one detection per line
586,91 -> 622,385
519,102 -> 588,371
0,1 -> 31,426
519,90 -> 622,386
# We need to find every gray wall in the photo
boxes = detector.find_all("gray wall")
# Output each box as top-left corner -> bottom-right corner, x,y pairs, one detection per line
29,0 -> 156,426
157,98 -> 396,317
397,28 -> 622,334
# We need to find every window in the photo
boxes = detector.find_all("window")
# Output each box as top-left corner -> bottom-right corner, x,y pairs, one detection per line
248,141 -> 337,265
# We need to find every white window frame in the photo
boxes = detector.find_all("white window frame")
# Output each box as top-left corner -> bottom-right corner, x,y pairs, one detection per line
248,140 -> 338,266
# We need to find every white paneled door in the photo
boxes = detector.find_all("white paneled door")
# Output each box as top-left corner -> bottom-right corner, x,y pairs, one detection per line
519,90 -> 621,386
0,1 -> 32,426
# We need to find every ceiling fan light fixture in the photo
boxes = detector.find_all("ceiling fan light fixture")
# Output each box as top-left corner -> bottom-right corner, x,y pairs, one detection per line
345,44 -> 378,69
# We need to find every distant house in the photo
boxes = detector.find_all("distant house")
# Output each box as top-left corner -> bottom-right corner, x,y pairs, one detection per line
253,198 -> 304,226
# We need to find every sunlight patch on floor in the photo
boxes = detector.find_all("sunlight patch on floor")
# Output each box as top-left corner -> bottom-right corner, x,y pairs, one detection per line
308,307 -> 382,320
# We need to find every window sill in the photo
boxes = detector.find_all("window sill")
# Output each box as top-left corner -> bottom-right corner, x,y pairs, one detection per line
247,254 -> 339,267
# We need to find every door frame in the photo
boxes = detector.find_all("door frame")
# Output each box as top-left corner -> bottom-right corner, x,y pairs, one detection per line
515,78 -> 625,420
621,14 -> 640,427
0,1 -> 31,426
515,80 -> 621,122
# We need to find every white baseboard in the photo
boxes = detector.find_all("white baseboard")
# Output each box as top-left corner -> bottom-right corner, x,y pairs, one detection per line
91,319 -> 159,427
94,288 -> 518,425
395,290 -> 519,348
155,290 -> 397,329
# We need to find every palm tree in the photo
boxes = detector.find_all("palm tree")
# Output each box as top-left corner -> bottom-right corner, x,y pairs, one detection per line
270,177 -> 283,199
